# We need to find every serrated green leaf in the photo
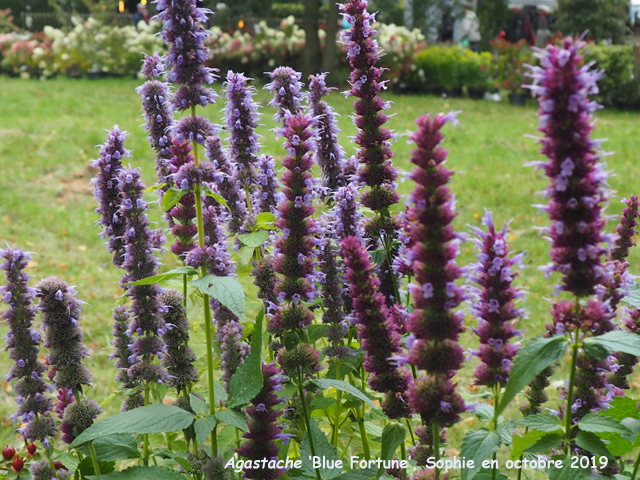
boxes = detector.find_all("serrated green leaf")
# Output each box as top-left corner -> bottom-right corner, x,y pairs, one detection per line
380,423 -> 406,461
547,456 -> 592,480
189,394 -> 209,416
332,468 -> 377,480
301,418 -> 342,479
370,249 -> 387,266
204,187 -> 228,208
583,331 -> 640,359
191,275 -> 245,321
309,379 -> 377,408
516,414 -> 562,432
236,246 -> 254,265
215,409 -> 249,432
306,324 -> 329,344
123,266 -> 197,286
498,336 -> 568,415
78,434 -> 140,462
524,432 -> 562,452
575,431 -> 614,458
238,230 -> 269,248
213,380 -> 228,404
194,415 -> 217,447
173,457 -> 192,472
79,457 -> 115,477
144,183 -> 166,193
71,405 -> 195,447
603,397 -> 640,421
162,187 -> 187,212
510,430 -> 546,460
88,466 -> 187,480
228,309 -> 263,407
622,283 -> 640,309
579,413 -> 633,436
460,429 -> 502,480
474,404 -> 495,422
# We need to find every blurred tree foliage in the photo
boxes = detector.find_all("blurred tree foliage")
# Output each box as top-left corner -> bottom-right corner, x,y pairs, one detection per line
556,0 -> 629,44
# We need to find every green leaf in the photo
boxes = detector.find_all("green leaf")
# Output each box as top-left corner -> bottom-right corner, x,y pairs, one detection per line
603,397 -> 640,421
144,183 -> 166,193
332,468 -> 377,480
70,405 -> 195,447
516,414 -> 562,433
370,249 -> 387,266
306,324 -> 329,344
300,418 -> 342,479
579,413 -> 633,436
524,432 -> 562,453
173,457 -> 192,472
236,246 -> 255,266
309,379 -> 377,409
58,453 -> 80,473
622,283 -> 640,309
473,404 -> 495,423
88,466 -> 187,480
583,331 -> 640,360
510,430 -> 547,460
78,434 -> 140,462
194,415 -> 217,447
215,409 -> 249,432
123,266 -> 197,286
213,380 -> 228,404
78,457 -> 115,477
547,456 -> 592,480
228,308 -> 263,407
255,212 -> 277,229
238,230 -> 269,248
204,187 -> 228,208
161,187 -> 187,212
460,429 -> 502,480
575,431 -> 614,458
380,423 -> 406,461
189,394 -> 209,416
191,275 -> 245,321
498,335 -> 568,415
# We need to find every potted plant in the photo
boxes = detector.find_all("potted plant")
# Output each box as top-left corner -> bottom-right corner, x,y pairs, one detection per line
490,36 -> 530,105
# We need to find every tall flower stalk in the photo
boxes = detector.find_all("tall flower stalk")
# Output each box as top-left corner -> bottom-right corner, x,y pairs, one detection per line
405,113 -> 466,473
265,67 -> 304,123
1,247 -> 56,449
528,37 -> 609,452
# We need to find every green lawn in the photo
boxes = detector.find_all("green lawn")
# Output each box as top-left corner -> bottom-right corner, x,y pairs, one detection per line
1,76 -> 640,449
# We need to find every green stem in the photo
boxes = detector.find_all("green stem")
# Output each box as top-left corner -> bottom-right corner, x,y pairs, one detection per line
332,360 -> 342,446
356,406 -> 371,460
516,427 -> 529,480
183,273 -> 188,307
297,372 -> 321,480
88,442 -> 101,476
432,421 -> 441,480
190,107 -> 218,455
400,438 -> 407,480
143,384 -> 150,466
492,386 -> 500,480
631,447 -> 640,480
564,333 -> 580,455
405,418 -> 415,444
381,232 -> 401,302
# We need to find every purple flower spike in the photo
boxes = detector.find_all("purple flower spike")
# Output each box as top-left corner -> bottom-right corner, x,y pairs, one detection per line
36,277 -> 92,391
110,305 -> 144,411
205,135 -> 249,234
308,73 -> 345,193
141,53 -> 165,79
340,0 -> 399,214
224,71 -> 261,189
238,363 -> 285,480
118,167 -> 170,386
468,211 -> 524,388
341,236 -> 411,419
265,67 -> 303,124
527,37 -> 608,298
332,182 -> 364,240
1,246 -> 55,444
136,73 -> 175,188
405,113 -> 465,427
256,154 -> 284,215
91,126 -> 130,268
155,0 -> 218,110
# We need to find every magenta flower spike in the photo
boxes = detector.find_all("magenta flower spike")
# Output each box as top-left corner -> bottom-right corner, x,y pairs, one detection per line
91,126 -> 130,268
1,247 -> 56,447
308,73 -> 345,193
118,167 -> 170,386
468,211 -> 525,388
265,66 -> 303,123
237,363 -> 286,480
405,113 -> 466,427
340,0 -> 399,216
341,236 -> 411,419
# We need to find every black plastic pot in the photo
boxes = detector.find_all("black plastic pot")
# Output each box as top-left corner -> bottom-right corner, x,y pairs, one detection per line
508,92 -> 528,106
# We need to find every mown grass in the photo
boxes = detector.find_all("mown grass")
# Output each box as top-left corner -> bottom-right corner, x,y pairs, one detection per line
1,76 -> 640,453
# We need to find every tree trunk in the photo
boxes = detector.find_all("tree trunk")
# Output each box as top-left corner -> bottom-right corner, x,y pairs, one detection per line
321,0 -> 339,82
303,0 -> 322,79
